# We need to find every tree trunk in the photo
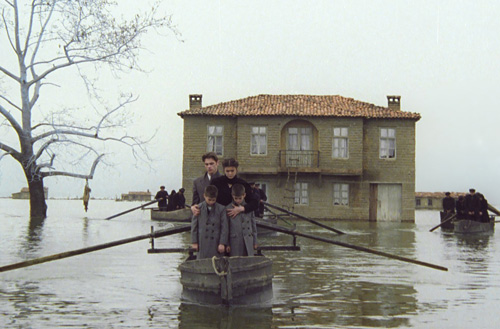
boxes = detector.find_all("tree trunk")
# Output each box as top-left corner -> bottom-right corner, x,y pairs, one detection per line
27,174 -> 48,219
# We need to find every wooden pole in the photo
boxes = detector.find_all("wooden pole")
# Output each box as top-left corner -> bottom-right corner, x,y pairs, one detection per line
429,213 -> 456,232
262,201 -> 345,235
0,224 -> 191,273
256,220 -> 448,272
105,199 -> 159,220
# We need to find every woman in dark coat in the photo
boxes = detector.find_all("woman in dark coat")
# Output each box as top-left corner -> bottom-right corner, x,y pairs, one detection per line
210,158 -> 259,217
167,190 -> 176,211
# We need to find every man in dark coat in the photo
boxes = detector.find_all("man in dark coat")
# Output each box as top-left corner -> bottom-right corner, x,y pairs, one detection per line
191,152 -> 221,206
464,188 -> 481,221
478,193 -> 490,223
248,182 -> 262,217
256,183 -> 267,217
155,186 -> 168,211
442,192 -> 455,213
456,195 -> 466,219
174,188 -> 186,209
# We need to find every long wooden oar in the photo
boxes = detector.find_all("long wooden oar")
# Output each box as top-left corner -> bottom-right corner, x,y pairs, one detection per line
429,213 -> 456,232
256,220 -> 448,272
262,202 -> 345,235
105,199 -> 159,220
0,224 -> 191,273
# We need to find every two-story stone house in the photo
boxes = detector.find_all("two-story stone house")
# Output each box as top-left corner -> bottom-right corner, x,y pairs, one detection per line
178,94 -> 420,222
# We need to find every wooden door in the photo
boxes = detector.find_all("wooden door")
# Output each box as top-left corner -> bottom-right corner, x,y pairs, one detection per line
374,184 -> 402,222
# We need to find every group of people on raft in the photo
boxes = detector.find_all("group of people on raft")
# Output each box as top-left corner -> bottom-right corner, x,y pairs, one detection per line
187,152 -> 267,259
154,187 -> 186,212
442,188 -> 490,223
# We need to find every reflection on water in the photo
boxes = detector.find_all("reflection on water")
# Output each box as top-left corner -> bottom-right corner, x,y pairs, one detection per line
1,200 -> 500,328
178,303 -> 273,329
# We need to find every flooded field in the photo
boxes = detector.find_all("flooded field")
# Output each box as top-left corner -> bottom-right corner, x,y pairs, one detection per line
1,199 -> 499,328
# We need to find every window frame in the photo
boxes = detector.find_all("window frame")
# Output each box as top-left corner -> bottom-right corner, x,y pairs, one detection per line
207,125 -> 224,155
294,182 -> 309,205
250,126 -> 268,156
379,128 -> 396,159
333,183 -> 349,206
332,127 -> 349,159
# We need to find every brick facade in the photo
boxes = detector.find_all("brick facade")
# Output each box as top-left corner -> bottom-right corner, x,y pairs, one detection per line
179,94 -> 420,222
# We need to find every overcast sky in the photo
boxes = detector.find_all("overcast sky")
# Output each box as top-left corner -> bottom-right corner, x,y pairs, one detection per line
1,0 -> 500,205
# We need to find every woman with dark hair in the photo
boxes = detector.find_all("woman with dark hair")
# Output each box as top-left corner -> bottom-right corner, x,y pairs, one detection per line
210,158 -> 259,218
167,190 -> 176,211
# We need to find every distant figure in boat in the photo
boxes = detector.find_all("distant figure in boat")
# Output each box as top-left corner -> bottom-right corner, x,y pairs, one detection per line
442,192 -> 455,214
248,182 -> 262,218
456,195 -> 466,219
191,185 -> 228,259
191,152 -> 221,207
155,186 -> 169,211
464,188 -> 484,222
478,193 -> 490,223
255,183 -> 267,218
173,188 -> 186,210
226,184 -> 258,257
167,190 -> 176,211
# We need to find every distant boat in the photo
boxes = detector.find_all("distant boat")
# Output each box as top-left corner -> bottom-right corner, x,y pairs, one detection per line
454,218 -> 495,234
179,256 -> 273,305
150,208 -> 191,222
439,211 -> 455,230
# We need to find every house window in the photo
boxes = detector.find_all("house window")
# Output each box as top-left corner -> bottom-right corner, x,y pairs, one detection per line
207,125 -> 223,155
294,182 -> 308,205
333,127 -> 349,158
427,199 -> 433,206
251,126 -> 267,155
416,199 -> 421,206
380,128 -> 396,159
333,183 -> 349,206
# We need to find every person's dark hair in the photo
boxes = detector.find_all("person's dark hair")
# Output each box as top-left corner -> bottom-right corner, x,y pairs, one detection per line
160,186 -> 165,189
231,184 -> 245,197
179,188 -> 185,193
204,185 -> 218,198
202,152 -> 219,162
222,158 -> 239,168
445,192 -> 450,196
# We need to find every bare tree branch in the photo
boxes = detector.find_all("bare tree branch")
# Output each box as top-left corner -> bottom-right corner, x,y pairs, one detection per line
0,103 -> 23,135
41,153 -> 104,179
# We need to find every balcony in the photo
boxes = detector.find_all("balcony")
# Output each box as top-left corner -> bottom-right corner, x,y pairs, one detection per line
278,150 -> 320,169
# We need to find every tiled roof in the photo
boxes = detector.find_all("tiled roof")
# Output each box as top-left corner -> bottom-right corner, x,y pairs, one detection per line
178,94 -> 421,120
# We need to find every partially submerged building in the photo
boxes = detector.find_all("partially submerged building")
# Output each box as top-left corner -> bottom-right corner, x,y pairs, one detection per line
120,191 -> 152,202
12,187 -> 49,199
178,94 -> 421,222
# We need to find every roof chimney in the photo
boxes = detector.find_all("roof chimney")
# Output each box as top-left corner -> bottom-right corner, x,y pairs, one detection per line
189,94 -> 202,110
387,95 -> 401,111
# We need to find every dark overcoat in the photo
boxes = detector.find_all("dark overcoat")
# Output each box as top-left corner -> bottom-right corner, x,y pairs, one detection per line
191,201 -> 228,259
226,203 -> 257,257
192,172 -> 221,205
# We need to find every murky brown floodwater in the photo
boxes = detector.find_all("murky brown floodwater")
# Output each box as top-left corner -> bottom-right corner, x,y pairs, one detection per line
1,199 -> 499,328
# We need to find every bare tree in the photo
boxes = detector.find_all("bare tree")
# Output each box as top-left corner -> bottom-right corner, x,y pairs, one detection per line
0,0 -> 178,218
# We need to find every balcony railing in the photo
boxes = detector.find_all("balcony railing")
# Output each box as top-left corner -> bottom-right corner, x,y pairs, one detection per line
279,150 -> 320,168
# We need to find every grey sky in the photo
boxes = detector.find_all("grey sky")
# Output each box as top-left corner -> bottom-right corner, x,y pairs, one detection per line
1,0 -> 499,204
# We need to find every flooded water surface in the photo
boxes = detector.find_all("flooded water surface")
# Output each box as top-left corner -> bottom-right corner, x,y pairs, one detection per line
1,199 -> 499,328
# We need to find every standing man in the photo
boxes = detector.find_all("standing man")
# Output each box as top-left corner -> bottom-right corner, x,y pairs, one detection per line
255,183 -> 268,218
442,192 -> 455,214
155,186 -> 168,211
191,152 -> 221,209
174,188 -> 186,209
464,188 -> 480,221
